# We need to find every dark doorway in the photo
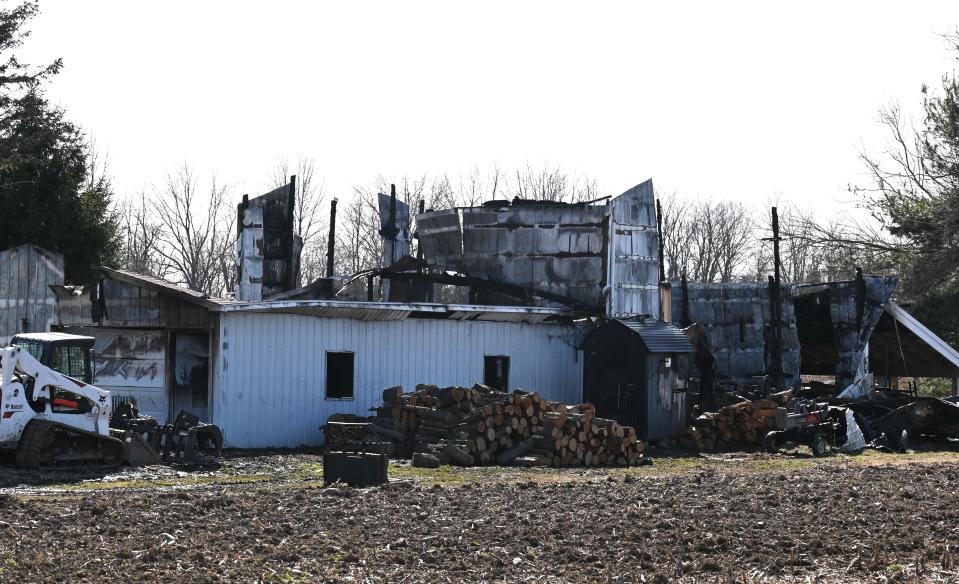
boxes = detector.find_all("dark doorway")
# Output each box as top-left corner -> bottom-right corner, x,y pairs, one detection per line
171,333 -> 210,421
484,355 -> 510,391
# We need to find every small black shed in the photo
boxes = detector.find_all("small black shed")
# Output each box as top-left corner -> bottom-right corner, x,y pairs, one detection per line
582,318 -> 695,441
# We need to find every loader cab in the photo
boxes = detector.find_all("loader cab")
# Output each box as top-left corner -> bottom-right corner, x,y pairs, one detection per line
10,332 -> 95,384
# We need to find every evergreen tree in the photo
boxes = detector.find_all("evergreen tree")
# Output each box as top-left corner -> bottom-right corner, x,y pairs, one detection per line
0,2 -> 119,282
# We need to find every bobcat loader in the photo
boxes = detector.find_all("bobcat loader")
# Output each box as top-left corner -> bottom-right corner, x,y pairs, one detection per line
0,333 -> 222,469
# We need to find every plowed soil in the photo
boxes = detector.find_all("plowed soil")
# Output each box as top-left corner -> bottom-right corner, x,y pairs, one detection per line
1,451 -> 958,582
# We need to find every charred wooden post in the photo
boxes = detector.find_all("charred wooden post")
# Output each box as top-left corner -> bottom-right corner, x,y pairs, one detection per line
855,266 -> 865,330
656,198 -> 666,283
768,207 -> 783,392
326,198 -> 338,278
286,175 -> 297,290
415,199 -> 425,270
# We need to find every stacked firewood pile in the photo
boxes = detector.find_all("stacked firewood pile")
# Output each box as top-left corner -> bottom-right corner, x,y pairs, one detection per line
368,383 -> 646,467
682,391 -> 794,451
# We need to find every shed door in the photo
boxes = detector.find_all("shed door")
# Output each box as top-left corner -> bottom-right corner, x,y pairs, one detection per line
171,333 -> 210,421
584,336 -> 645,434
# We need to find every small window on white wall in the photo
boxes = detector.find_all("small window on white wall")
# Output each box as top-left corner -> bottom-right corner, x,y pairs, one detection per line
326,352 -> 355,399
484,355 -> 509,392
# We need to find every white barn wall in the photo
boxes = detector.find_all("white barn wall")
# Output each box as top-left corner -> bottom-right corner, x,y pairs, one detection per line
213,313 -> 585,448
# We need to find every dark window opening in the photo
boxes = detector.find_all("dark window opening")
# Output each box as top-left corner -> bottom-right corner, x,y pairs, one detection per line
484,355 -> 510,392
326,352 -> 355,399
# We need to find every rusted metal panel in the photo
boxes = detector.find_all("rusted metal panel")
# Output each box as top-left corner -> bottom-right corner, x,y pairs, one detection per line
236,180 -> 298,301
607,180 -> 661,318
0,244 -> 64,345
670,281 -> 802,390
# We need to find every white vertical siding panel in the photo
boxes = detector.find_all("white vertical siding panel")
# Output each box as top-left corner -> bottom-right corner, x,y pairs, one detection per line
214,314 -> 585,448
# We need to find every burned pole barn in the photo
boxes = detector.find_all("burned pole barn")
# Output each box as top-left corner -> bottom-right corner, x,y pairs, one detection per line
6,173 -> 955,450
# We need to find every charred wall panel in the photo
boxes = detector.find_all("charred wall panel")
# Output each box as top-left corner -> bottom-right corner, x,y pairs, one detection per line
415,180 -> 661,314
416,209 -> 464,270
0,245 -> 64,345
460,205 -> 607,305
670,281 -> 801,389
793,276 -> 899,391
418,203 -> 608,306
236,180 -> 298,301
54,279 -> 211,330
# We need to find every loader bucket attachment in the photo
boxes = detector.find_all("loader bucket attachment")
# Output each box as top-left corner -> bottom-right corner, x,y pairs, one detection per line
161,410 -> 224,465
119,430 -> 163,466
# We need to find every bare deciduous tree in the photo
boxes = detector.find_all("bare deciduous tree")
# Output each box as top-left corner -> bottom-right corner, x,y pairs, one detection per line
116,195 -> 169,279
659,192 -> 754,283
152,164 -> 236,296
270,157 -> 327,285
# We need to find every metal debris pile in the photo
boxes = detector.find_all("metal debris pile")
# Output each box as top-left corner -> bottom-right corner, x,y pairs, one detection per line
367,384 -> 647,467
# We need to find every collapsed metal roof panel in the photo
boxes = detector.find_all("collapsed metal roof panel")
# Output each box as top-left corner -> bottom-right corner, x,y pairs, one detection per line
100,267 -> 234,309
885,302 -> 959,370
614,318 -> 695,353
220,300 -> 569,323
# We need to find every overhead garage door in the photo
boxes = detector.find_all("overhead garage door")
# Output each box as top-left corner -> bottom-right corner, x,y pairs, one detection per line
65,327 -> 168,423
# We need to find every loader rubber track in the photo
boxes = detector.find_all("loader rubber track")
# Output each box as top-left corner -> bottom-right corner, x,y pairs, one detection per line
16,419 -> 126,470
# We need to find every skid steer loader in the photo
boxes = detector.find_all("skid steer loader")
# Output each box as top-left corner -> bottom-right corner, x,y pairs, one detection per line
0,333 -> 222,469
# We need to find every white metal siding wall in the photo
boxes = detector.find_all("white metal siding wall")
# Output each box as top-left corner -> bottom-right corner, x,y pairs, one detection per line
213,313 -> 585,448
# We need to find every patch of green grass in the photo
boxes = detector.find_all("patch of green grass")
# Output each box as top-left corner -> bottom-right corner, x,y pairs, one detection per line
388,463 -> 520,485
56,473 -> 275,491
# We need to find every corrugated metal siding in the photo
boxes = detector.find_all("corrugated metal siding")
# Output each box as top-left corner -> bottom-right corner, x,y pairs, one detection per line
670,281 -> 802,389
56,278 -> 211,329
0,245 -> 64,345
607,180 -> 661,319
214,314 -> 586,448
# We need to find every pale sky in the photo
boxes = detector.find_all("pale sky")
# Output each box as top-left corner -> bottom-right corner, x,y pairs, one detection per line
21,1 -> 959,215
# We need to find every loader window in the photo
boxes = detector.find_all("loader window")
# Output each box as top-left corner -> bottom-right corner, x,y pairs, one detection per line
53,346 -> 86,380
48,386 -> 93,414
16,340 -> 44,362
326,352 -> 354,399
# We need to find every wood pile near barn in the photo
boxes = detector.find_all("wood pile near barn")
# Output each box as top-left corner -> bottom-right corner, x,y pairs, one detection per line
681,391 -> 794,451
368,383 -> 647,467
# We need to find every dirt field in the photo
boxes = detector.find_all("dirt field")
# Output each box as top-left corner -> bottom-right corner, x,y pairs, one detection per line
1,448 -> 959,583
